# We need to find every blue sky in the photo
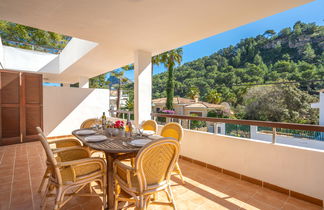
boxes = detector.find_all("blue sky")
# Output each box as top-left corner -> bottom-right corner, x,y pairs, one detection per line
121,0 -> 324,81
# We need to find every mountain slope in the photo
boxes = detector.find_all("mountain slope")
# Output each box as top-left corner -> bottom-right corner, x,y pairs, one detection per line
152,21 -> 324,105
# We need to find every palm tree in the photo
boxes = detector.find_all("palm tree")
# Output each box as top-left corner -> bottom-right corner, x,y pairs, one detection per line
156,48 -> 183,110
206,90 -> 222,104
187,86 -> 200,100
110,64 -> 133,112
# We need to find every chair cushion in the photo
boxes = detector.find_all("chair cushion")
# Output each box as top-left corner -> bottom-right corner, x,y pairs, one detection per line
60,164 -> 101,184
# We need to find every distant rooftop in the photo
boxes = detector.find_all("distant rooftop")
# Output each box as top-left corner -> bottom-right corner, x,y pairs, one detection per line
152,97 -> 224,109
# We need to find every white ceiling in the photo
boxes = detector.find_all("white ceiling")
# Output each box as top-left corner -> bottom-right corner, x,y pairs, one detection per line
0,0 -> 313,83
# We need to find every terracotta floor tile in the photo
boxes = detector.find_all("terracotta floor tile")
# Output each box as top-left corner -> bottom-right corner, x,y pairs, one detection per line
0,171 -> 13,180
0,183 -> 12,192
1,168 -> 14,176
241,198 -> 279,210
9,201 -> 34,210
251,187 -> 288,209
283,197 -> 323,210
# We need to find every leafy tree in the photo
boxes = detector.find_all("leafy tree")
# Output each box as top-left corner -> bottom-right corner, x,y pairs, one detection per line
187,86 -> 200,99
242,84 -> 318,123
293,21 -> 303,35
0,20 -> 70,51
207,109 -> 230,118
205,90 -> 222,104
278,27 -> 291,37
263,29 -> 276,38
89,73 -> 110,88
302,43 -> 316,62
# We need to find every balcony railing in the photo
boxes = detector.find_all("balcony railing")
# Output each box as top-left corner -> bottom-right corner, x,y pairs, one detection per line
109,110 -> 324,149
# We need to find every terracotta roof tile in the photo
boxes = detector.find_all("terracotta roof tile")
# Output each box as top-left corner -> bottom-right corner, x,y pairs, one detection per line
152,97 -> 224,109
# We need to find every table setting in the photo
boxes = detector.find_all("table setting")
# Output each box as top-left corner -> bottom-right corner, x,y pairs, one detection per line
71,118 -> 165,209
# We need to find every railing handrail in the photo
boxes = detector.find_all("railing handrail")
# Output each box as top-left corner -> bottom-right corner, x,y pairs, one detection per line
151,113 -> 324,132
108,109 -> 133,114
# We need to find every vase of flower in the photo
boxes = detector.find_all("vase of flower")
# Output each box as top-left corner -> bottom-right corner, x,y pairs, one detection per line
110,128 -> 118,136
112,120 -> 125,137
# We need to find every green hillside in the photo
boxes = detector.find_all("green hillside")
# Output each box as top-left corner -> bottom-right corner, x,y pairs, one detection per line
153,21 -> 324,107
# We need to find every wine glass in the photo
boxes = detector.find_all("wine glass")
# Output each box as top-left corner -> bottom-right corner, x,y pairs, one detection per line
138,128 -> 144,137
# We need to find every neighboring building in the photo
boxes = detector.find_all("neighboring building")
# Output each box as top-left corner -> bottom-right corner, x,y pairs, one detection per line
152,96 -> 226,117
109,89 -> 129,111
311,90 -> 324,125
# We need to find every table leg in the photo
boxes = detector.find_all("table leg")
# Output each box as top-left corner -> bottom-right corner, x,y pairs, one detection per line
105,152 -> 115,210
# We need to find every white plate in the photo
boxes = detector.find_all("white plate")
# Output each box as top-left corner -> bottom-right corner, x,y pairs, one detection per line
129,139 -> 151,147
85,135 -> 107,142
142,130 -> 155,136
76,129 -> 96,135
148,135 -> 163,140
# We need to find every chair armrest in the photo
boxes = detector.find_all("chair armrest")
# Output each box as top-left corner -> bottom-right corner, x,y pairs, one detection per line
113,159 -> 135,188
114,159 -> 134,172
55,147 -> 91,161
58,157 -> 104,166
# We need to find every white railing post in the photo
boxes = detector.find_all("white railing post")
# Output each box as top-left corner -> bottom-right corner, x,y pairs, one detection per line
250,126 -> 258,139
213,123 -> 218,134
272,128 -> 276,144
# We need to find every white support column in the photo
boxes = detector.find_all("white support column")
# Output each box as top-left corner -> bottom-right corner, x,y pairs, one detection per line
79,77 -> 89,88
134,50 -> 152,127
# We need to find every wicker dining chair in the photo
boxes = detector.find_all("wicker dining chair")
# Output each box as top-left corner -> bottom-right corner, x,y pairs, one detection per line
80,118 -> 101,129
160,122 -> 185,183
113,138 -> 180,210
36,127 -> 84,193
141,120 -> 158,134
38,133 -> 107,210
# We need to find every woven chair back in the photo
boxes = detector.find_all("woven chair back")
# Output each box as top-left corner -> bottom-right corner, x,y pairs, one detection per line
80,118 -> 101,129
135,138 -> 179,191
141,120 -> 158,133
160,122 -> 183,142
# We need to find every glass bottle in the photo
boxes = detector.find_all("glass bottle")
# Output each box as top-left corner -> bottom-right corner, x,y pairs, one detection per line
101,112 -> 107,128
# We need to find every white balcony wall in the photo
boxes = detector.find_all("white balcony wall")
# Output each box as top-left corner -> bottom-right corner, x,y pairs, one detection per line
43,86 -> 109,136
159,127 -> 324,201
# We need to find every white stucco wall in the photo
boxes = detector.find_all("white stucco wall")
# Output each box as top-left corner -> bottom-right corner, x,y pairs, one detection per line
43,86 -> 109,136
39,37 -> 98,74
311,92 -> 324,126
177,129 -> 324,201
157,125 -> 324,201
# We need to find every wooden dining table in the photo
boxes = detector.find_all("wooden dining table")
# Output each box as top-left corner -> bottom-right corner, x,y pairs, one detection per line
72,129 -> 150,210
